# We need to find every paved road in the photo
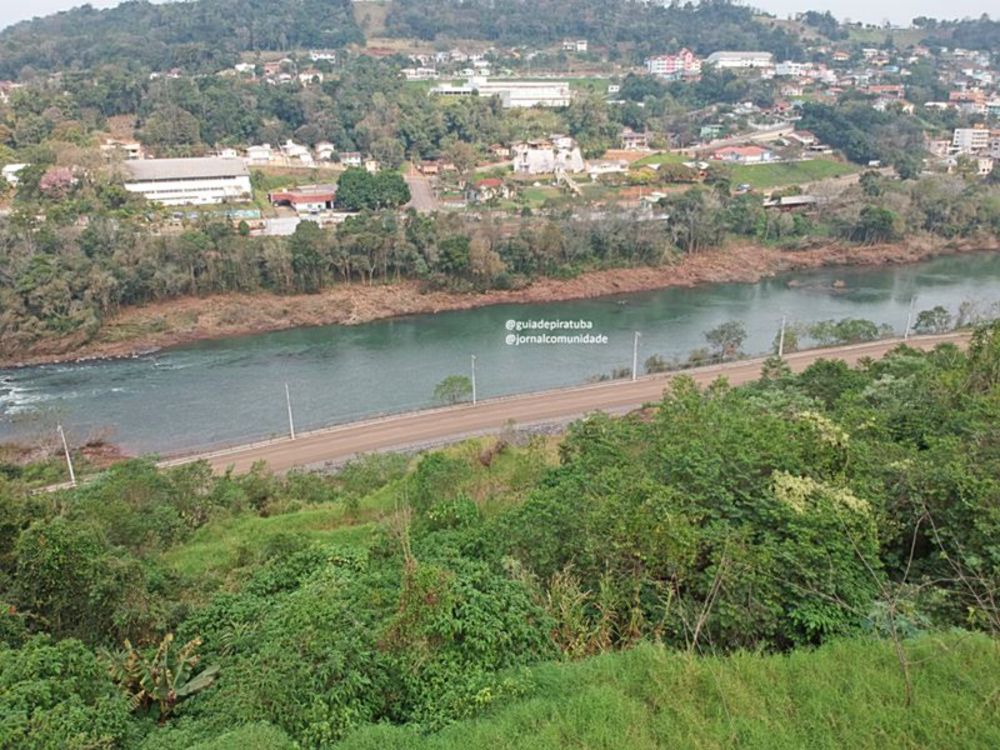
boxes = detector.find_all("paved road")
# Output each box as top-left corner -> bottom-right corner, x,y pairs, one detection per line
404,172 -> 436,213
159,332 -> 968,475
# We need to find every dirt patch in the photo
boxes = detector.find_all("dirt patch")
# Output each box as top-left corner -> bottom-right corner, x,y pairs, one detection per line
4,236 -> 997,368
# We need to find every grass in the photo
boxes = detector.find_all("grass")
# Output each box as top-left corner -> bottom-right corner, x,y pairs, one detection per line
633,152 -> 689,167
336,632 -> 1000,749
730,159 -> 858,189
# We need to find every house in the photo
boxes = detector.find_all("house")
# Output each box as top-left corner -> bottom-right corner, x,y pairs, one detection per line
245,144 -> 273,165
298,69 -> 324,85
339,152 -> 362,167
562,39 -> 588,53
620,128 -> 650,150
787,131 -> 818,147
710,145 -> 775,164
315,142 -> 336,161
706,51 -> 774,70
586,159 -> 629,179
417,161 -> 440,176
431,77 -> 572,108
645,49 -> 701,78
975,157 -> 995,177
467,177 -> 511,202
364,159 -> 380,174
487,144 -> 511,159
308,50 -> 337,63
122,158 -> 252,206
1,163 -> 28,187
402,67 -> 439,81
100,139 -> 143,160
281,140 -> 314,166
268,184 -> 336,214
511,138 -> 585,175
763,194 -> 819,210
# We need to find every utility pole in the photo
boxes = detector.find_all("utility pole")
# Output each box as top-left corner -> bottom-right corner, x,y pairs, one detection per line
57,424 -> 76,488
632,331 -> 641,382
471,354 -> 477,406
285,383 -> 296,440
904,296 -> 916,341
778,315 -> 787,357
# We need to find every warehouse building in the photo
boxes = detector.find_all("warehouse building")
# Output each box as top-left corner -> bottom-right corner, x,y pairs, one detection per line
123,157 -> 252,205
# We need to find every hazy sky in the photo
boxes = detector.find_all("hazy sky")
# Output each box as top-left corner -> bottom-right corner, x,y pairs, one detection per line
0,0 -> 993,31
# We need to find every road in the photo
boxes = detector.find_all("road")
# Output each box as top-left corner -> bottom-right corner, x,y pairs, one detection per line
404,172 -> 436,213
157,332 -> 968,476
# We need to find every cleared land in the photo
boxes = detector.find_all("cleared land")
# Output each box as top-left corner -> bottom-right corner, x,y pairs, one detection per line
730,159 -> 859,188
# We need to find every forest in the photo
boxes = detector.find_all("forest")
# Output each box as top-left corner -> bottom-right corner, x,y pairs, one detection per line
0,0 -> 363,79
2,324 -> 1000,747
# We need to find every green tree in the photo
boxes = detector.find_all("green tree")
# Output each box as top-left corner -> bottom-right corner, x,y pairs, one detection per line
433,375 -> 472,404
705,320 -> 747,359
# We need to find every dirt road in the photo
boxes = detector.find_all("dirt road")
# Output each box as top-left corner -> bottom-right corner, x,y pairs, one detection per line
159,332 -> 968,475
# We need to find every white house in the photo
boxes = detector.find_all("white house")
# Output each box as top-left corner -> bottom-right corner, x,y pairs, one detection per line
245,144 -> 272,165
562,39 -> 588,53
123,158 -> 252,206
315,142 -> 336,161
645,49 -> 702,78
1,163 -> 28,187
512,138 -> 585,175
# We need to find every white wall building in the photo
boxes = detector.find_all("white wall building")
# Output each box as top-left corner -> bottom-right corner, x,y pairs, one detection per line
123,158 -> 252,206
431,77 -> 572,108
1,163 -> 28,187
706,51 -> 774,70
512,138 -> 585,175
952,127 -> 990,154
645,49 -> 702,79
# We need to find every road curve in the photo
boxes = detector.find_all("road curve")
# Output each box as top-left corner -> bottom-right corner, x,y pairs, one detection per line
159,332 -> 969,475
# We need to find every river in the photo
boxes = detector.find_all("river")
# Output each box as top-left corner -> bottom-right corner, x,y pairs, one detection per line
3,252 -> 1000,456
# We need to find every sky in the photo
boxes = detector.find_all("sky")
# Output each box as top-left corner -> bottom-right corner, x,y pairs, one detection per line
0,0 -> 993,31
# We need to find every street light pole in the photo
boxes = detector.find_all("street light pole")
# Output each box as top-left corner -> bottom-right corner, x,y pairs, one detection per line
632,331 -> 641,382
778,315 -> 787,357
471,354 -> 477,405
904,296 -> 916,341
57,424 -> 76,488
285,383 -> 296,440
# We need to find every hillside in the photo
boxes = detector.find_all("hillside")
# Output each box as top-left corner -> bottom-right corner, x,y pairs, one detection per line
0,0 -> 363,77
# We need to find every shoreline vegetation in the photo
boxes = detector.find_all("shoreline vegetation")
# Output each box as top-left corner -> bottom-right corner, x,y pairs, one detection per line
4,236 -> 997,370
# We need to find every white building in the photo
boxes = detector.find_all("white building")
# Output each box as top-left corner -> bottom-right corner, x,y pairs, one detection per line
245,144 -> 272,165
952,127 -> 990,155
123,158 -> 252,206
431,77 -> 572,108
512,138 -> 585,175
562,39 -> 588,53
706,51 -> 774,70
402,67 -> 439,81
1,163 -> 28,187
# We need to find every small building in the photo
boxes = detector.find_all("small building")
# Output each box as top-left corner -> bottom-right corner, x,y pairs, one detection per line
246,144 -> 273,165
123,158 -> 252,206
710,145 -> 775,164
1,163 -> 28,187
562,39 -> 588,53
431,77 -> 572,108
586,159 -> 629,179
467,177 -> 511,202
620,128 -> 650,150
953,126 -> 990,155
339,152 -> 362,167
315,142 -> 336,161
100,139 -> 144,160
268,184 -> 336,214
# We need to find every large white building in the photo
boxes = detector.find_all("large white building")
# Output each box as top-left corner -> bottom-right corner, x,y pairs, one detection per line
123,158 -> 252,206
511,137 -> 585,175
431,77 -> 572,108
952,127 -> 991,155
706,51 -> 774,70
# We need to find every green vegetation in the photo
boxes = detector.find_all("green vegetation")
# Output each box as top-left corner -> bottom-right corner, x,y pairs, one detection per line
338,634 -> 1000,749
729,159 -> 858,189
3,322 -> 1000,747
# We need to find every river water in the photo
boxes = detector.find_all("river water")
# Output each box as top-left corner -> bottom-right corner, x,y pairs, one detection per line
3,252 -> 1000,455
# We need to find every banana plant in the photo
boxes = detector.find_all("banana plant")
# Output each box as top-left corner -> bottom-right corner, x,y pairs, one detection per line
103,633 -> 219,721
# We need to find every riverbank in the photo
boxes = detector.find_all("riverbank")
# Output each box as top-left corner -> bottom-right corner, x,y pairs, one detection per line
3,235 -> 997,368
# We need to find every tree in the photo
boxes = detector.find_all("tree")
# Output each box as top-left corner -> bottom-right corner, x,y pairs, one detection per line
433,375 -> 472,404
705,320 -> 747,359
336,168 -> 411,211
914,306 -> 952,335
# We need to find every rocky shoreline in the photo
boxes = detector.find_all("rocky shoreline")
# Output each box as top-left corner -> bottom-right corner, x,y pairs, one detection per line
3,235 -> 997,370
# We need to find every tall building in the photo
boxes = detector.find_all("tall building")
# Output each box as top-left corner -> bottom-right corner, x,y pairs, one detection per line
645,49 -> 702,79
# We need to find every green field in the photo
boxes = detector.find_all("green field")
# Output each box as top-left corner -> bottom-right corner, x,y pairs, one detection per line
337,633 -> 1000,749
633,152 -> 689,167
730,159 -> 858,189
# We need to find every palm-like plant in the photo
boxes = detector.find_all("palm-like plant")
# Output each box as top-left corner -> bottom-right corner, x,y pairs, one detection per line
103,633 -> 219,721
